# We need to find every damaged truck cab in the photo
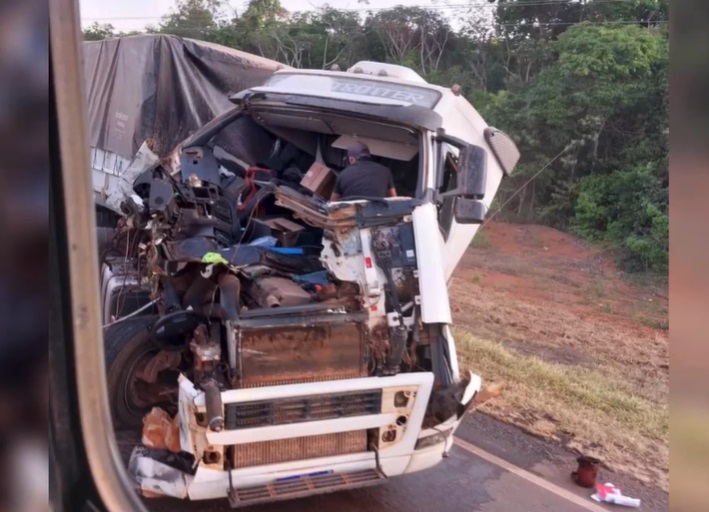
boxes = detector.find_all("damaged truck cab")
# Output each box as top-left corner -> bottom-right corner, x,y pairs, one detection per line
102,61 -> 519,506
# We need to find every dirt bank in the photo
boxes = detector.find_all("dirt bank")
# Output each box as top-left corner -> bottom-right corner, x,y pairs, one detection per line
452,221 -> 669,490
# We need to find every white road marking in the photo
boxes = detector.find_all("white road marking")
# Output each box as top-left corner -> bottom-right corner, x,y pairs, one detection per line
453,437 -> 610,512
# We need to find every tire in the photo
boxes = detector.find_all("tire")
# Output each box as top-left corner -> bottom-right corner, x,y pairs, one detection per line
104,315 -> 163,429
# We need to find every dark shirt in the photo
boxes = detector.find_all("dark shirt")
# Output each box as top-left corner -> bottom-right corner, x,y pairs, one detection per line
333,158 -> 394,199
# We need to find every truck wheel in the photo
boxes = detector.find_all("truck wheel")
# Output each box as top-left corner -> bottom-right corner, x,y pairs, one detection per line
104,316 -> 175,429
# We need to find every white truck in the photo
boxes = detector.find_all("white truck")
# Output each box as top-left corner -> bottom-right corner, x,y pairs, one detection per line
100,58 -> 519,507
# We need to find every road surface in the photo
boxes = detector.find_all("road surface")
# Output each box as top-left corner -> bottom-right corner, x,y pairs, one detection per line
136,414 -> 667,512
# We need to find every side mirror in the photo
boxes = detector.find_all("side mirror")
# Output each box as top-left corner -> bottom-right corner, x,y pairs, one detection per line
453,197 -> 487,224
436,139 -> 487,201
457,144 -> 487,199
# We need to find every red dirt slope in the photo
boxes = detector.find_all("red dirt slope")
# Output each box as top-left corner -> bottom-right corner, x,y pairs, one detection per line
451,221 -> 668,375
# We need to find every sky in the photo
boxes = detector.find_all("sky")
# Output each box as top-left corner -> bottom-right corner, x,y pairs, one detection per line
78,0 -> 460,32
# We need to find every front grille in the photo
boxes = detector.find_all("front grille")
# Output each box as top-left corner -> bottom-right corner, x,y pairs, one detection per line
232,430 -> 367,468
225,390 -> 382,429
228,467 -> 387,507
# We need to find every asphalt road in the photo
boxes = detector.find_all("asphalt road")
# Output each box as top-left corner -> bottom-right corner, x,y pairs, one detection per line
137,414 -> 668,512
147,446 -> 590,512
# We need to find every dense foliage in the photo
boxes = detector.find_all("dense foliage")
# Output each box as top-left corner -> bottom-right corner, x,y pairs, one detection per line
84,0 -> 669,272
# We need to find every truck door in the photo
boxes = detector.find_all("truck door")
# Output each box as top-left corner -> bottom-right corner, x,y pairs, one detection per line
433,127 -> 519,280
434,141 -> 485,281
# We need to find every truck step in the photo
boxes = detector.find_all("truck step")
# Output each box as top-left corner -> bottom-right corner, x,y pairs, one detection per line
227,468 -> 388,507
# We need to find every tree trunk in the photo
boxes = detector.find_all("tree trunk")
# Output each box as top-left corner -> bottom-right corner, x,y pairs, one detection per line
528,180 -> 536,221
517,185 -> 527,218
322,36 -> 329,69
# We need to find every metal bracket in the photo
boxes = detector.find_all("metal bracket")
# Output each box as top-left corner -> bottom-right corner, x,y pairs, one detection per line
227,459 -> 237,507
369,442 -> 386,477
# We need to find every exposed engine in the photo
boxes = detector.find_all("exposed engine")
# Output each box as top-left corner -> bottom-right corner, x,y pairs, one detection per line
101,140 -> 464,459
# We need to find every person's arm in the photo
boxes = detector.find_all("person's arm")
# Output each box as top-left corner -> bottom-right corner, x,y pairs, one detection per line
386,169 -> 397,197
330,177 -> 342,201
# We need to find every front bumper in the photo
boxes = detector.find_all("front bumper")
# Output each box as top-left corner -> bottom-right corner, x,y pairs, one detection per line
129,371 -> 481,504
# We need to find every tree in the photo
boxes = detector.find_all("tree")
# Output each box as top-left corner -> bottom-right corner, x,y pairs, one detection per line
218,0 -> 290,57
480,22 -> 668,270
365,7 -> 453,75
494,0 -> 588,40
456,7 -> 496,92
312,7 -> 367,69
488,0 -> 670,88
490,0 -> 579,88
89,2 -> 668,272
573,165 -> 668,271
158,0 -> 223,40
82,22 -> 117,41
240,0 -> 288,29
589,0 -> 669,26
268,13 -> 313,68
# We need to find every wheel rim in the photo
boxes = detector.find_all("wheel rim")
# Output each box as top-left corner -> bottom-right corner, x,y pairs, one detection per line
121,347 -> 176,418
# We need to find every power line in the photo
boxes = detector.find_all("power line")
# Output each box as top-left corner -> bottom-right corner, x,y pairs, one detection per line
80,0 -> 645,22
82,19 -> 668,32
499,19 -> 667,27
482,147 -> 567,227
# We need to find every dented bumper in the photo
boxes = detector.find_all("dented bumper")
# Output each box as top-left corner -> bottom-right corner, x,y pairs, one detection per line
130,370 -> 481,504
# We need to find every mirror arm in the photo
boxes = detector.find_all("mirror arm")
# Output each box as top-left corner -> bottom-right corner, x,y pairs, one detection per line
434,128 -> 469,148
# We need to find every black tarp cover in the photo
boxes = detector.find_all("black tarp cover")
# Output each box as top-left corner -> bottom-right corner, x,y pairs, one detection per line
82,35 -> 286,159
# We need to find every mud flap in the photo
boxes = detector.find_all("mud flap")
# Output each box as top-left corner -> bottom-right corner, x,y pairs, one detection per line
456,370 -> 482,419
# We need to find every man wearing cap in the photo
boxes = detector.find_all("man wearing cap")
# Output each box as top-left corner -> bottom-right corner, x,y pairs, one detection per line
330,141 -> 397,201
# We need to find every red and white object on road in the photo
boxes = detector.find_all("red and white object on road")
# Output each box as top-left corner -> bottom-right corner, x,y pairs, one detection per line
591,483 -> 641,507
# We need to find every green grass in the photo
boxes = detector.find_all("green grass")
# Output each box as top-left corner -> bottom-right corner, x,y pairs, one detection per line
627,271 -> 669,291
630,300 -> 669,330
639,317 -> 669,330
455,330 -> 668,444
581,278 -> 607,302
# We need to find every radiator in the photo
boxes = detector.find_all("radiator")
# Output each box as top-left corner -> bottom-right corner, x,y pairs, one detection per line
239,322 -> 367,388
